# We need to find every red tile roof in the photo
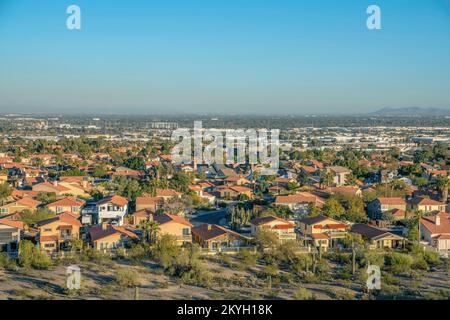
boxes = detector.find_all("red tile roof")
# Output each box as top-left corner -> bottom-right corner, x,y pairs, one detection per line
136,196 -> 162,205
192,224 -> 247,241
154,213 -> 193,228
97,195 -> 129,207
378,197 -> 406,205
15,197 -> 41,208
410,197 -> 444,206
37,212 -> 82,227
0,219 -> 24,229
420,213 -> 450,235
89,225 -> 138,241
47,196 -> 85,207
275,194 -> 316,204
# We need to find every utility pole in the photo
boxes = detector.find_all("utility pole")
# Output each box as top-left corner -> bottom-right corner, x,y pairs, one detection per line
134,286 -> 140,300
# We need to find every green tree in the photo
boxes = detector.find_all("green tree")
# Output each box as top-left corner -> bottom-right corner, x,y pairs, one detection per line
434,175 -> 450,202
125,156 -> 145,170
322,197 -> 345,218
0,182 -> 12,205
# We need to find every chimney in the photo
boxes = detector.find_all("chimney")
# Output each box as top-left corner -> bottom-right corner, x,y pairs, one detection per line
53,180 -> 58,186
101,222 -> 108,230
436,214 -> 441,226
207,224 -> 212,231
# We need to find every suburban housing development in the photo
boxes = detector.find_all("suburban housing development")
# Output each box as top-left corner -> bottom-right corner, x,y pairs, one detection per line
0,114 -> 449,300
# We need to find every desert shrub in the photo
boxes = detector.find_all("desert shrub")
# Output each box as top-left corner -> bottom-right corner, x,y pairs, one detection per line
293,287 -> 315,300
0,253 -> 17,270
237,248 -> 258,268
81,248 -> 112,265
152,237 -> 212,287
155,281 -> 170,289
274,241 -> 299,264
336,265 -> 354,280
359,250 -> 385,268
127,244 -> 150,262
315,259 -> 331,277
67,239 -> 84,252
151,235 -> 180,266
385,252 -> 413,274
115,269 -> 140,287
289,254 -> 313,275
331,288 -> 356,300
424,289 -> 450,300
422,250 -> 440,266
412,255 -> 429,270
380,284 -> 402,298
382,272 -> 401,285
218,253 -> 233,268
253,230 -> 278,250
18,240 -> 52,270
178,261 -> 212,287
261,263 -> 279,277
329,251 -> 350,264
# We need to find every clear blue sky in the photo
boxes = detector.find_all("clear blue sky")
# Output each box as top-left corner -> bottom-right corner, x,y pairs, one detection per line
0,0 -> 449,115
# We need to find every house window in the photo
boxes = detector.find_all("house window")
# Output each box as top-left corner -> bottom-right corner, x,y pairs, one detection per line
72,206 -> 79,212
44,228 -> 52,232
1,208 -> 8,213
57,206 -> 64,213
182,228 -> 190,236
44,243 -> 55,248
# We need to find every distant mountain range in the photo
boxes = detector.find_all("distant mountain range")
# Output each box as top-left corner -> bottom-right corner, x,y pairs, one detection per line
371,107 -> 450,116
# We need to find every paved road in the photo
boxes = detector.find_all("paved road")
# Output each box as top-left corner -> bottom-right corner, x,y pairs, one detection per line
188,209 -> 228,227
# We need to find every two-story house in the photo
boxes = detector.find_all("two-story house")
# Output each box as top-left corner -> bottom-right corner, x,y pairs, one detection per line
420,212 -> 450,255
82,195 -> 129,226
153,213 -> 193,245
327,166 -> 351,187
0,219 -> 24,255
135,196 -> 163,212
367,197 -> 407,220
36,212 -> 82,253
96,195 -> 129,226
298,215 -> 347,249
250,215 -> 296,243
409,197 -> 446,213
274,193 -> 323,217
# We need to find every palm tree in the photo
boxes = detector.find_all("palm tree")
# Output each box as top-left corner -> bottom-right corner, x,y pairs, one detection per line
416,210 -> 424,245
147,221 -> 160,244
139,219 -> 160,244
435,175 -> 450,202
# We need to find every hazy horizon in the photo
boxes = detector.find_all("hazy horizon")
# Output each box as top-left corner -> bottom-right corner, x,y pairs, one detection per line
1,0 -> 450,115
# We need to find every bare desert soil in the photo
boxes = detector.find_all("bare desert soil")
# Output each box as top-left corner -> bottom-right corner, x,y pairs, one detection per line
1,256 -> 449,300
